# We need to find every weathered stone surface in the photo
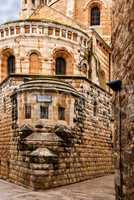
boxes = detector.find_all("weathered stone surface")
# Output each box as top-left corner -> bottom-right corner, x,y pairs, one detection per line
0,76 -> 114,189
112,0 -> 134,199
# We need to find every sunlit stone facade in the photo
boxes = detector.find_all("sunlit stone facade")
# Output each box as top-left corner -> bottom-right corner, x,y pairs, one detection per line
0,0 -> 113,189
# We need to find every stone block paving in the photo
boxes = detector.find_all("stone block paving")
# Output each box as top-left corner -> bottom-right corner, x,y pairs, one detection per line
0,175 -> 115,200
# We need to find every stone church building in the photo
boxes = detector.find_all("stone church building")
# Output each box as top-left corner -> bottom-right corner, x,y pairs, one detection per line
0,0 -> 113,189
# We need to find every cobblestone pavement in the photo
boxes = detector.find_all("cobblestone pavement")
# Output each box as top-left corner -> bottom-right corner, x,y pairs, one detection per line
0,175 -> 115,200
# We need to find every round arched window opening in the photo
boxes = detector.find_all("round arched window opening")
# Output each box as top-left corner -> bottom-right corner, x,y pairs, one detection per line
56,57 -> 66,75
29,52 -> 41,74
7,55 -> 15,75
32,0 -> 35,5
91,6 -> 100,26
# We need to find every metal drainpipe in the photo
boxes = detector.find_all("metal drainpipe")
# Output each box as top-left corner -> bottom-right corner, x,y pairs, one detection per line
109,53 -> 111,93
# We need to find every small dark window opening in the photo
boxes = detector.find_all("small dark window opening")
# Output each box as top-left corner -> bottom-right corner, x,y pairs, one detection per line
91,7 -> 100,26
3,97 -> 6,113
88,69 -> 92,80
32,0 -> 35,5
25,104 -> 31,119
58,107 -> 65,120
44,0 -> 47,5
7,55 -> 15,75
41,0 -> 44,5
40,105 -> 49,119
12,95 -> 18,121
93,101 -> 97,116
56,57 -> 66,75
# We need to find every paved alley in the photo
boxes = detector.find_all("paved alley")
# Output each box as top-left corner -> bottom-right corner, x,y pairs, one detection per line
0,175 -> 115,200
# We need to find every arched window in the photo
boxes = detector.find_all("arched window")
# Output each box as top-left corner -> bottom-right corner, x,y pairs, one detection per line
32,0 -> 35,5
93,100 -> 97,116
91,7 -> 100,26
7,55 -> 15,75
29,53 -> 40,74
56,57 -> 66,75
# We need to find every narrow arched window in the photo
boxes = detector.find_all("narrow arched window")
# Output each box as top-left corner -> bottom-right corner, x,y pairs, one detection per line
32,0 -> 35,5
93,100 -> 97,116
29,53 -> 40,74
91,7 -> 100,26
7,55 -> 15,75
56,57 -> 66,75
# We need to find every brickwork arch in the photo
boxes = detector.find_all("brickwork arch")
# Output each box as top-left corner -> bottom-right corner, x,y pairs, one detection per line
27,49 -> 41,57
29,50 -> 42,74
87,1 -> 102,26
52,47 -> 75,76
0,48 -> 15,82
84,0 -> 106,10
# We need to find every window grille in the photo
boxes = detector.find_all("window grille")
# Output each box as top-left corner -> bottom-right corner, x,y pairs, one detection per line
58,107 -> 65,120
40,105 -> 49,119
25,104 -> 31,119
56,57 -> 66,75
91,7 -> 100,26
7,55 -> 15,75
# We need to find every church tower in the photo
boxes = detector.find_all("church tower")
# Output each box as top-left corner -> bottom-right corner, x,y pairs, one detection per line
20,0 -> 47,19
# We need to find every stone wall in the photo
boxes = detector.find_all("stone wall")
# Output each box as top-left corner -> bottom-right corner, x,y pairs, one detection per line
0,20 -> 111,91
0,76 -> 114,189
112,0 -> 134,199
0,78 -> 18,180
50,0 -> 112,42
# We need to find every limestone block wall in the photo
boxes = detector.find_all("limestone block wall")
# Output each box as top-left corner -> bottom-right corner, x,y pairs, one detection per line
0,78 -> 21,180
0,76 -> 113,189
112,0 -> 134,199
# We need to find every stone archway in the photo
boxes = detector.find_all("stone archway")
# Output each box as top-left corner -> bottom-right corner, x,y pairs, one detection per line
52,47 -> 75,76
0,48 -> 15,82
28,50 -> 42,74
